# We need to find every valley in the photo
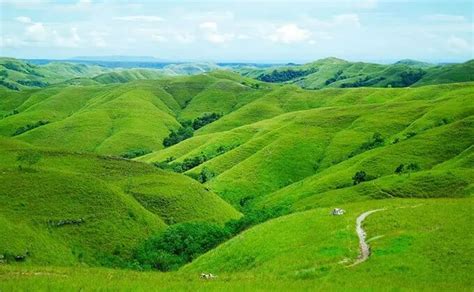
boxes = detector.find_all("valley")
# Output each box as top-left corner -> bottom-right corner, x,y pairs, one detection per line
0,57 -> 472,290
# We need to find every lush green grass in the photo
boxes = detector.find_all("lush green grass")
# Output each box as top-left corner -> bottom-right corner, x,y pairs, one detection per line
1,198 -> 472,290
0,137 -> 240,267
0,62 -> 472,290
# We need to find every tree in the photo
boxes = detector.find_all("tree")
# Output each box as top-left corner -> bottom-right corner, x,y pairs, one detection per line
395,164 -> 405,174
352,170 -> 367,185
134,222 -> 230,271
406,162 -> 420,173
17,150 -> 42,170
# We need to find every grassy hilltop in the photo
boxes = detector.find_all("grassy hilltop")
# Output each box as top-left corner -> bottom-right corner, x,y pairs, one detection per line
0,57 -> 473,290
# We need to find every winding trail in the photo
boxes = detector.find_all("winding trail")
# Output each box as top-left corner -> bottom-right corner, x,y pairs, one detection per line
349,208 -> 386,267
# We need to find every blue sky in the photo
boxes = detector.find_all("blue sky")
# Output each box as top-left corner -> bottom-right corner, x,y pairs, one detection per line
0,0 -> 472,63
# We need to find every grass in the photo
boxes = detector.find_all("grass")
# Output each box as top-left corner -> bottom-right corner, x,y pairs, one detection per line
0,59 -> 473,290
1,198 -> 472,290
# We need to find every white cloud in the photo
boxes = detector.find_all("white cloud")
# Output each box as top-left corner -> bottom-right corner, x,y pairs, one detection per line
25,22 -> 48,42
53,27 -> 81,48
268,24 -> 311,44
199,21 -> 218,31
447,36 -> 471,54
114,15 -> 164,22
15,16 -> 32,24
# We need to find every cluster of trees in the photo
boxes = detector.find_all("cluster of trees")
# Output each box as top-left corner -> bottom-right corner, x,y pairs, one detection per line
391,69 -> 426,87
0,80 -> 19,91
13,120 -> 49,136
163,126 -> 194,147
187,167 -> 215,183
325,70 -> 348,85
1,109 -> 19,119
163,113 -> 222,147
191,113 -> 222,130
352,170 -> 376,185
17,80 -> 49,88
134,222 -> 230,271
395,162 -> 420,175
155,144 -> 237,177
341,76 -> 386,88
349,132 -> 385,157
121,148 -> 151,159
257,68 -> 317,83
133,206 -> 288,271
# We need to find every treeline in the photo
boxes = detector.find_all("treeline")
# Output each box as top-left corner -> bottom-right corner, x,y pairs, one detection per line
163,113 -> 222,147
12,120 -> 49,136
257,68 -> 317,83
132,206 -> 288,271
155,144 -> 237,183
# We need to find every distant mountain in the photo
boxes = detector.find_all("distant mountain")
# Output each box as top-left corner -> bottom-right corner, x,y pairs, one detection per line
71,55 -> 166,62
239,57 -> 474,89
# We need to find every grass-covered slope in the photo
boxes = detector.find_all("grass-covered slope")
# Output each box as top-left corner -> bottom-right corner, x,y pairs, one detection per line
0,58 -> 109,90
0,137 -> 240,267
141,82 -> 473,209
0,72 -> 269,155
181,198 -> 473,290
240,57 -> 474,89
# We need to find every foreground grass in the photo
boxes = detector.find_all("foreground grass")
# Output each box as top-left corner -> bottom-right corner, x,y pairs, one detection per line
1,198 -> 472,291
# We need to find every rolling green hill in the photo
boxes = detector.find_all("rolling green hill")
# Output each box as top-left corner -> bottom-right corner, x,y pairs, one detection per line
0,59 -> 473,290
0,137 -> 240,268
0,58 -> 109,90
240,57 -> 474,89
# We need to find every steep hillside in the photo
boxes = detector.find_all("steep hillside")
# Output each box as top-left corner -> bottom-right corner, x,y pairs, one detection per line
0,73 -> 267,155
140,82 -> 473,209
0,137 -> 240,267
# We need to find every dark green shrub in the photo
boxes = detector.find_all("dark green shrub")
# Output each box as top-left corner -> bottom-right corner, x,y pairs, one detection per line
192,113 -> 222,130
13,120 -> 49,136
163,126 -> 194,147
121,148 -> 151,159
134,222 -> 230,271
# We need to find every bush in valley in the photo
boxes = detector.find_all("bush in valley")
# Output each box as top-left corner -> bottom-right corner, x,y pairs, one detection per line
17,150 -> 42,170
0,80 -> 20,91
395,164 -> 405,174
352,170 -> 375,185
391,69 -> 426,87
163,126 -> 194,147
17,80 -> 49,88
163,113 -> 222,147
257,68 -> 317,83
394,162 -> 420,175
349,132 -> 385,157
13,120 -> 50,136
121,148 -> 152,159
187,167 -> 215,183
134,222 -> 230,271
325,70 -> 347,85
192,113 -> 222,130
154,145 -> 238,174
2,109 -> 19,119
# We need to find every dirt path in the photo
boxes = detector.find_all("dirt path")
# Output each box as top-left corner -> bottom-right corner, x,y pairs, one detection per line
349,208 -> 386,267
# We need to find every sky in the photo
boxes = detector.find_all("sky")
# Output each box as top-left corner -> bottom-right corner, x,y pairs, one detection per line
0,0 -> 473,63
